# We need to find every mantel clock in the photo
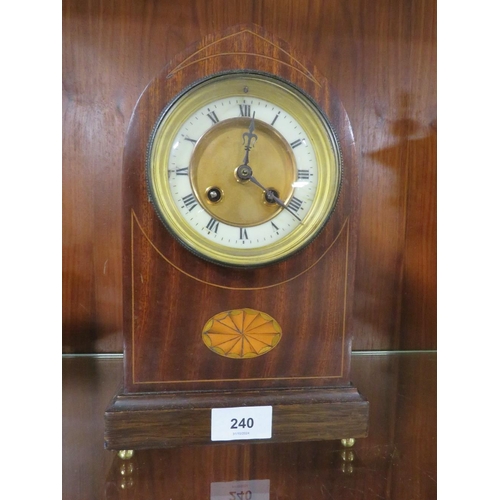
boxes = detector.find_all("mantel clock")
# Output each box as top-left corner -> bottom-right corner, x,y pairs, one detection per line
104,25 -> 369,450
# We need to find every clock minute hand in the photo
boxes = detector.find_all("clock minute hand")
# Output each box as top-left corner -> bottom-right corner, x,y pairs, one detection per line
248,174 -> 303,224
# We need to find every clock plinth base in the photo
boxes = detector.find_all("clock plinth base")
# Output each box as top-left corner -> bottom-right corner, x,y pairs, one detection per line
104,385 -> 369,450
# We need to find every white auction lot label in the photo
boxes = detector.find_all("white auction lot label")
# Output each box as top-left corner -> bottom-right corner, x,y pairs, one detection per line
210,479 -> 270,500
211,406 -> 273,441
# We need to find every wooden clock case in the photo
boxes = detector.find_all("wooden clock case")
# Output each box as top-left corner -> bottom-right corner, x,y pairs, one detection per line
104,24 -> 369,450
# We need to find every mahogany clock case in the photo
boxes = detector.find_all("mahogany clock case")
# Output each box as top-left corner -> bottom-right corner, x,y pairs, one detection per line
104,25 -> 369,450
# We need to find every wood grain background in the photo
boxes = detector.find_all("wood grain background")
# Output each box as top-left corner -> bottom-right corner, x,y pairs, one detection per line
62,0 -> 436,353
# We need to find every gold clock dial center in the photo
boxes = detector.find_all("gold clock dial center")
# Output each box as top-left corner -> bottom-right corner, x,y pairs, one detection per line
190,117 -> 296,227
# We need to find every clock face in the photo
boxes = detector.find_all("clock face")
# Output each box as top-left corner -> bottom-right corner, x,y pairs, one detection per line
147,71 -> 342,267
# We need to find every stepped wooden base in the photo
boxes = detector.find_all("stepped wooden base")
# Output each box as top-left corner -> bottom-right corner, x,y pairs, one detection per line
104,385 -> 369,450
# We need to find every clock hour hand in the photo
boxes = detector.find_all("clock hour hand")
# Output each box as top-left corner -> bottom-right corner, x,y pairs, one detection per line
241,112 -> 258,167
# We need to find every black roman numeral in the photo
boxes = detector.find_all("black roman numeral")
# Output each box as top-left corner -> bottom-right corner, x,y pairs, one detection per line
271,112 -> 280,126
239,227 -> 248,240
184,137 -> 197,144
288,196 -> 303,213
271,222 -> 279,231
206,218 -> 219,233
239,104 -> 251,117
297,170 -> 310,180
207,110 -> 219,124
182,193 -> 198,211
176,167 -> 189,176
290,139 -> 304,149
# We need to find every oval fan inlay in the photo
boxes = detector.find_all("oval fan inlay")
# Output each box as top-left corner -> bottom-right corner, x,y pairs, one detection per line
201,308 -> 282,359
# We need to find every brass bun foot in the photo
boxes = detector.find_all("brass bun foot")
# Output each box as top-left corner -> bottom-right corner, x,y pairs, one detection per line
340,438 -> 356,448
340,438 -> 356,473
118,450 -> 134,460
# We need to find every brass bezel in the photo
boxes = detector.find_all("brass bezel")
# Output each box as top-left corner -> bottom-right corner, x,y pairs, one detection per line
147,71 -> 342,267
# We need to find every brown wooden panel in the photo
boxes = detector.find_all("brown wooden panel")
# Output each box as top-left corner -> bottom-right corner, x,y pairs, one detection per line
62,0 -> 436,352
